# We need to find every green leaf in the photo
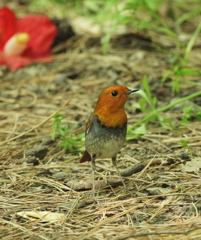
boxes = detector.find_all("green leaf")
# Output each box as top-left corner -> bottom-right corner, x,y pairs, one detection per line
133,124 -> 147,135
177,68 -> 201,76
163,118 -> 173,124
144,0 -> 162,11
178,139 -> 188,148
127,124 -> 146,140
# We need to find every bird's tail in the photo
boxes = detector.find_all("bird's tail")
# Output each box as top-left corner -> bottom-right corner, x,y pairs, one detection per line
80,150 -> 92,163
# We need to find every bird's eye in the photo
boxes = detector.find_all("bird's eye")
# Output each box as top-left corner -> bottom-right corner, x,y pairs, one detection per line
111,91 -> 118,96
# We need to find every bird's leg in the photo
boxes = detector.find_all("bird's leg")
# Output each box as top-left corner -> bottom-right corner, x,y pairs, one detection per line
112,156 -> 127,192
91,155 -> 96,197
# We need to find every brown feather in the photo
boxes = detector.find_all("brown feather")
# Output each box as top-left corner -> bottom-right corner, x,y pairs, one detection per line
80,150 -> 92,163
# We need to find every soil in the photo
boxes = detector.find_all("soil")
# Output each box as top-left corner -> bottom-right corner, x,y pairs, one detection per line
1,1 -> 201,240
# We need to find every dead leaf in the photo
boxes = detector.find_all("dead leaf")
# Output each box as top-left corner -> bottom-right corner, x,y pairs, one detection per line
17,211 -> 65,223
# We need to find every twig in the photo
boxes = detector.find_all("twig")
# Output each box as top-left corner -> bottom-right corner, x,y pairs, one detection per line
113,227 -> 199,240
120,158 -> 161,177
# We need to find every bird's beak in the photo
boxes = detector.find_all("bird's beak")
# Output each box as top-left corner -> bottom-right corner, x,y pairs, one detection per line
125,88 -> 139,95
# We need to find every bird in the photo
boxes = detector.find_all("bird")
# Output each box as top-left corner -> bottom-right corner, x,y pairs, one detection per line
80,85 -> 138,195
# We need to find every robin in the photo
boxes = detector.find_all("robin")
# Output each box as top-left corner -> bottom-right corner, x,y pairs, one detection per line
80,86 -> 138,194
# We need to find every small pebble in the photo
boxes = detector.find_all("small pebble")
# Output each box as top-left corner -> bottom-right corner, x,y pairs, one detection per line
53,172 -> 68,180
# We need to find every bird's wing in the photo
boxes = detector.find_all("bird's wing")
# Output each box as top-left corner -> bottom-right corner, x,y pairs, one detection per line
80,114 -> 100,163
85,114 -> 99,135
85,114 -> 93,135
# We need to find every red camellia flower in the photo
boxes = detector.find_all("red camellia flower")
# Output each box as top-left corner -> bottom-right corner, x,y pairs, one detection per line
0,7 -> 58,70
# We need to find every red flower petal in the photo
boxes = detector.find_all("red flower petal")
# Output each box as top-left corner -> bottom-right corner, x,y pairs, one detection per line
0,7 -> 58,70
0,7 -> 16,50
17,15 -> 57,58
0,55 -> 54,70
3,56 -> 33,70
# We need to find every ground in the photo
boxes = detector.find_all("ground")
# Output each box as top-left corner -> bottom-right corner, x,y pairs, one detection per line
1,1 -> 201,240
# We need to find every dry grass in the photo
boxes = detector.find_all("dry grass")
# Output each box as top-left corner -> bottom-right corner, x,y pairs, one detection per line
1,4 -> 201,239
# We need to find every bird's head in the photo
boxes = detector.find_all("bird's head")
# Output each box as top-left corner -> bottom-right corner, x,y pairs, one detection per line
92,86 -> 138,127
95,86 -> 138,112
